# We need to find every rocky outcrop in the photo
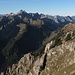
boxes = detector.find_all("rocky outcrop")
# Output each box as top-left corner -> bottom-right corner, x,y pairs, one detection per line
33,53 -> 47,75
0,53 -> 35,75
41,41 -> 75,75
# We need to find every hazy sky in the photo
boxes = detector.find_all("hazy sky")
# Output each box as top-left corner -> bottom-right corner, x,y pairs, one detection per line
0,0 -> 75,16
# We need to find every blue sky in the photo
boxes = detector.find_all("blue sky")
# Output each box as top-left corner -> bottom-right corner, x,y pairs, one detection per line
0,0 -> 75,16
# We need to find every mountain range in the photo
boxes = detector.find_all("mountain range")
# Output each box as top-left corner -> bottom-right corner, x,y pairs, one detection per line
0,10 -> 75,75
1,10 -> 75,28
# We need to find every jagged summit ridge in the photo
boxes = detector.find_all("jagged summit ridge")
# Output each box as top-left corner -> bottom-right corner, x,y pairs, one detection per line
1,10 -> 75,24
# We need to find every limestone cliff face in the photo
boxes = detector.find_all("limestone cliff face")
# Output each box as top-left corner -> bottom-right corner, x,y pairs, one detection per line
0,39 -> 75,75
41,41 -> 75,75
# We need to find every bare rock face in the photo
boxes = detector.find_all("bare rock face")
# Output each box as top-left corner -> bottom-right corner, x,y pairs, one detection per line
41,41 -> 75,75
1,53 -> 34,75
33,53 -> 47,75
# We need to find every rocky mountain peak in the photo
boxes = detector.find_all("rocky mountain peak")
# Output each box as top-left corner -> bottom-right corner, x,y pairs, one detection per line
17,10 -> 27,15
65,16 -> 73,22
